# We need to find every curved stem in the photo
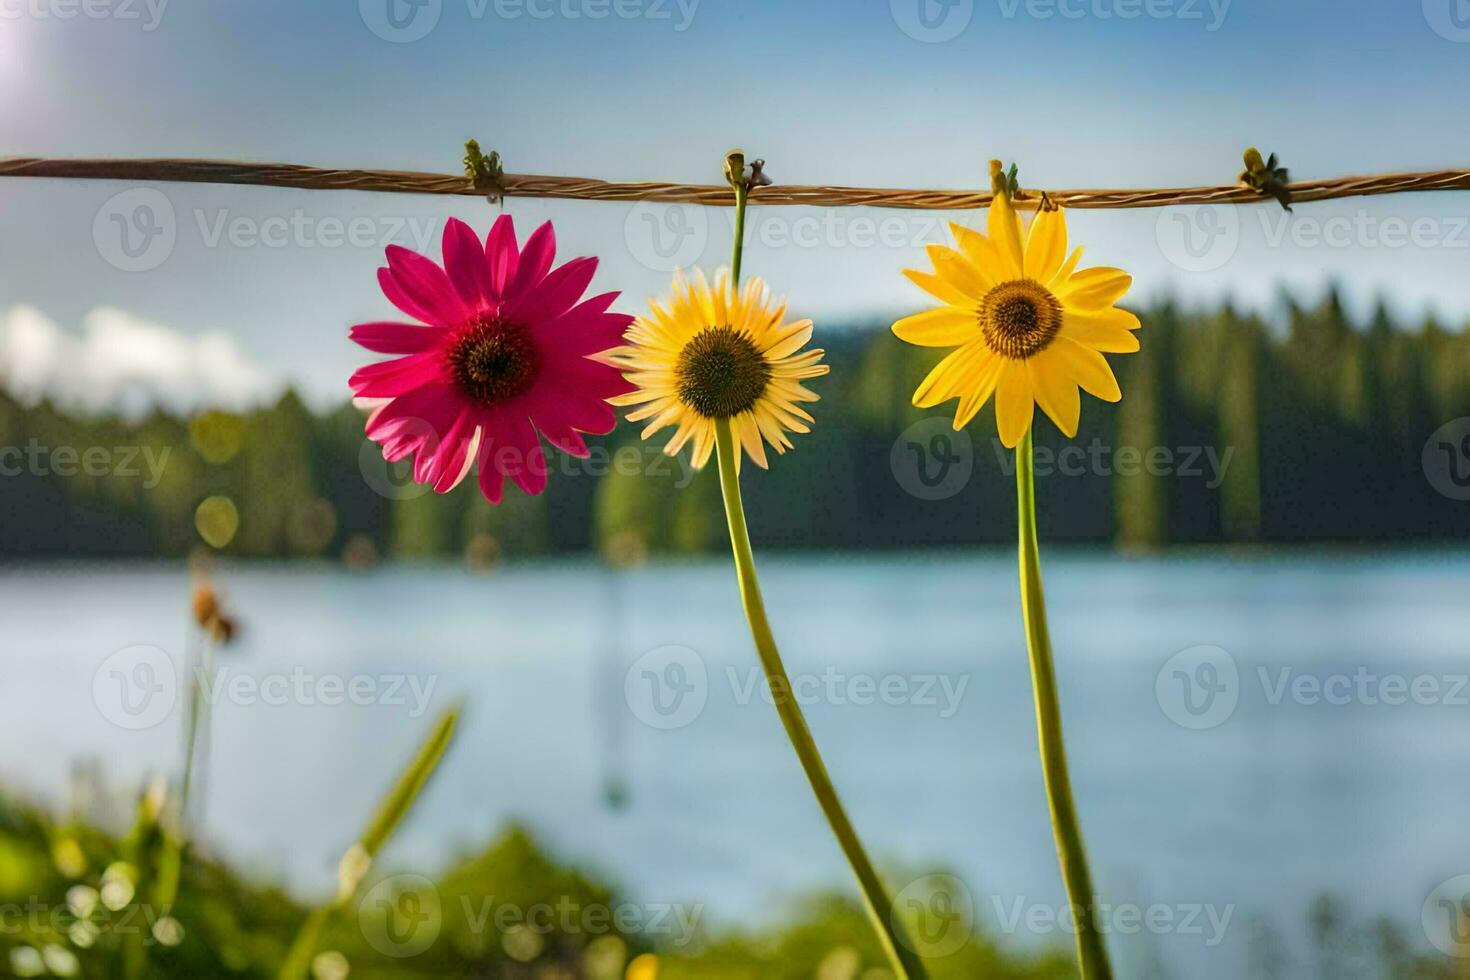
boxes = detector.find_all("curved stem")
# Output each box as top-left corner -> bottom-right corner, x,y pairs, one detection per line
1015,428 -> 1112,980
714,418 -> 927,979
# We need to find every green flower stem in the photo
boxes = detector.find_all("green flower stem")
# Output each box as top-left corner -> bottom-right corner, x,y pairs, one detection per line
154,631 -> 217,912
713,417 -> 926,979
1015,428 -> 1113,980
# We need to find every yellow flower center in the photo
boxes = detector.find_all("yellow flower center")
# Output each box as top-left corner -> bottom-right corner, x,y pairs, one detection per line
676,325 -> 771,419
980,279 -> 1063,360
449,316 -> 539,404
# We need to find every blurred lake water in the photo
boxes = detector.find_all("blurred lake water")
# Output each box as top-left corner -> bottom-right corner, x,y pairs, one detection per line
2,551 -> 1468,977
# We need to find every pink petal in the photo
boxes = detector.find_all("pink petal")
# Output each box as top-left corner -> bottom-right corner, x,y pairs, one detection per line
442,218 -> 494,312
507,256 -> 598,323
526,398 -> 591,457
505,221 -> 556,304
500,411 -> 548,496
484,215 -> 520,303
415,409 -> 475,491
365,385 -> 463,444
350,321 -> 446,355
377,267 -> 440,325
349,352 -> 446,398
386,245 -> 470,326
475,417 -> 509,504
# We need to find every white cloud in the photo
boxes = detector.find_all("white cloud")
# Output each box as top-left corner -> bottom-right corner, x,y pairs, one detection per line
0,306 -> 280,417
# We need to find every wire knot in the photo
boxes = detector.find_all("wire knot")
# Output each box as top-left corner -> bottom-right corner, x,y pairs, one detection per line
990,159 -> 1021,201
464,139 -> 505,204
724,149 -> 771,195
1240,147 -> 1292,211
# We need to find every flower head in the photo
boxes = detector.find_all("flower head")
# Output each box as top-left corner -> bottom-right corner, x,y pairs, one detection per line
349,216 -> 633,502
893,165 -> 1140,447
607,269 -> 828,470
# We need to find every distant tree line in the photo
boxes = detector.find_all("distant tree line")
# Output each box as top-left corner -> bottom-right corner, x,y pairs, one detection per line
1,293 -> 1467,563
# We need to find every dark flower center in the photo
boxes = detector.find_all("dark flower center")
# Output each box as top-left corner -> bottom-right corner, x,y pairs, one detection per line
676,325 -> 771,419
980,279 -> 1063,360
448,317 -> 538,404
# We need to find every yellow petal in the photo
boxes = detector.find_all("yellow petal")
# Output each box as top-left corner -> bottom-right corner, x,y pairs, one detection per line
1055,338 -> 1123,402
903,267 -> 973,308
1058,267 -> 1132,310
1060,309 -> 1141,353
1047,247 -> 1084,291
947,223 -> 1004,290
892,307 -> 979,348
912,340 -> 985,408
987,193 -> 1025,280
952,352 -> 1005,429
994,361 -> 1035,449
925,244 -> 989,301
1025,208 -> 1067,282
1028,349 -> 1081,438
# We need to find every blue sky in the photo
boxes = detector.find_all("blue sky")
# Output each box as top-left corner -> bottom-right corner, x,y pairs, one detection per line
1,0 -> 1468,405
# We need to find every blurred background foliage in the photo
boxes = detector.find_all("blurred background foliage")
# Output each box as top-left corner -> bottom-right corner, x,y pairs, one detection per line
0,781 -> 1463,979
2,292 -> 1469,566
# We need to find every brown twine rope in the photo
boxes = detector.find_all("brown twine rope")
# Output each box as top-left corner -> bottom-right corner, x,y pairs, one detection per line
2,156 -> 1469,210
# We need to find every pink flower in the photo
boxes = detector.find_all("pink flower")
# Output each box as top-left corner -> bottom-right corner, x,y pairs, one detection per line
349,216 -> 634,503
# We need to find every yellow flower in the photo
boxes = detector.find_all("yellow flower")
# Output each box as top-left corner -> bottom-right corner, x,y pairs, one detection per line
893,180 -> 1140,448
607,268 -> 829,469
